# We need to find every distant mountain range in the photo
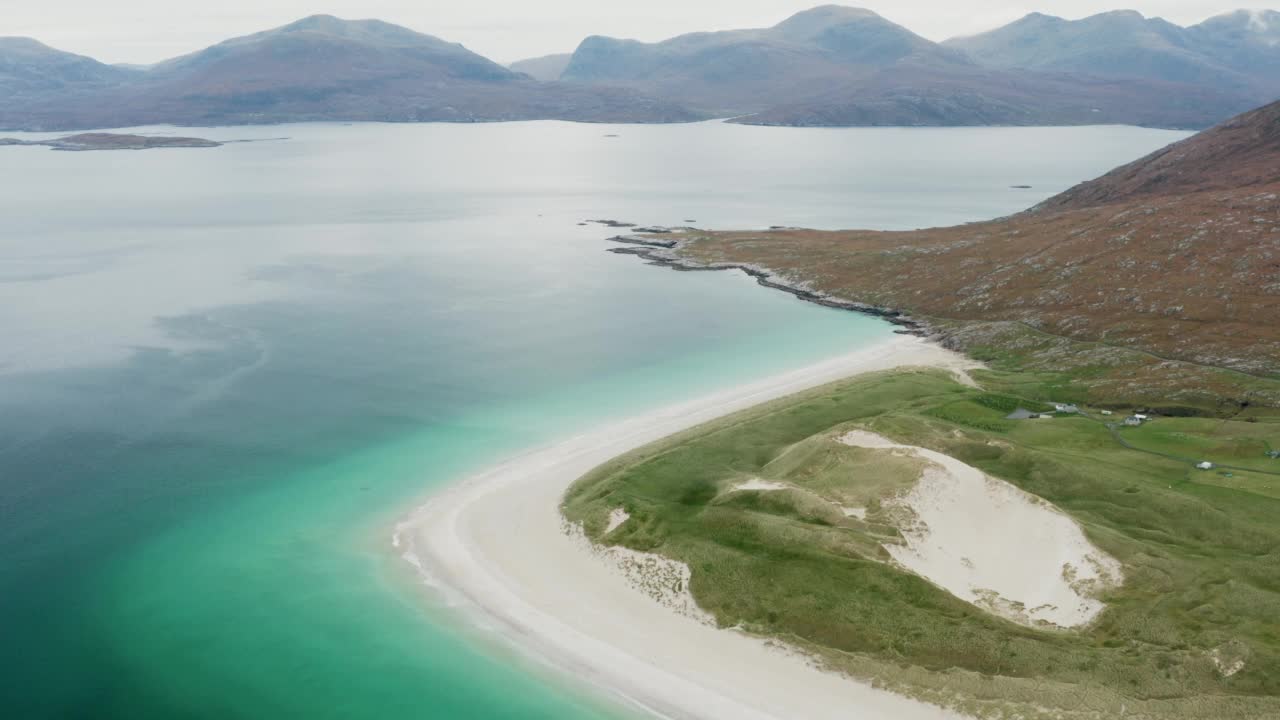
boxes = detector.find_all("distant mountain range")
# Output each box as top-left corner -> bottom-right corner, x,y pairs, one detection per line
0,16 -> 695,129
558,6 -> 967,116
3,6 -> 1278,131
551,5 -> 1278,127
946,9 -> 1280,94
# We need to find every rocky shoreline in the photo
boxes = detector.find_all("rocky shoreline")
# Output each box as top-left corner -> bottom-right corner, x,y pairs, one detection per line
605,231 -> 931,338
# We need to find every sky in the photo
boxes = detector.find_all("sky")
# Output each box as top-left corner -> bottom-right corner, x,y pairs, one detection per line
4,0 -> 1265,65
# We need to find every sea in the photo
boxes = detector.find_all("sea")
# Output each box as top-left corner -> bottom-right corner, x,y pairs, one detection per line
0,120 -> 1187,719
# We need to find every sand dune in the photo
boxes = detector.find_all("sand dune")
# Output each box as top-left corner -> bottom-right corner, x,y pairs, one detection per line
397,336 -> 979,720
840,430 -> 1122,628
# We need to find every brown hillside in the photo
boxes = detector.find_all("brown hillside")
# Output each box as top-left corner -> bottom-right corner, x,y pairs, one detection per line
651,100 -> 1280,376
1040,100 -> 1280,210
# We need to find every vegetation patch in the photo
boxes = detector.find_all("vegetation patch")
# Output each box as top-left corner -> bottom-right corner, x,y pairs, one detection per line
564,368 -> 1280,719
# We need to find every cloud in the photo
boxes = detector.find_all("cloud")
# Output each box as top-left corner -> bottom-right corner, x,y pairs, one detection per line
1247,9 -> 1271,32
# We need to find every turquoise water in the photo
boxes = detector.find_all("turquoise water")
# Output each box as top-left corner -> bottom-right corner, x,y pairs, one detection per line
0,121 -> 1187,718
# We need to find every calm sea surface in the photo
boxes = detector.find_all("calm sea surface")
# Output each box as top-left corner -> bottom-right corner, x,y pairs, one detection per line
0,120 -> 1186,719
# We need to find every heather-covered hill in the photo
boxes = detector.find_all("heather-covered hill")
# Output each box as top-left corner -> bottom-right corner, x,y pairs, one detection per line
1039,100 -> 1280,210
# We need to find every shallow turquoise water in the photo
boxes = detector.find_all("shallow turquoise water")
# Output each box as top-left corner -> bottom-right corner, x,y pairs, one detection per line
0,121 -> 1187,718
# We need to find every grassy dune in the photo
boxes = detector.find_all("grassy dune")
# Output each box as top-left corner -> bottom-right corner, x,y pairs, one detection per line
564,367 -> 1280,719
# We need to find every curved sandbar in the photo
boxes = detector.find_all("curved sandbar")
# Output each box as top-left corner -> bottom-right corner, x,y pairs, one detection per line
399,335 -> 975,720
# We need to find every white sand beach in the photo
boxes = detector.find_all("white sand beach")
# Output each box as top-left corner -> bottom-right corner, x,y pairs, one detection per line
397,335 -> 976,720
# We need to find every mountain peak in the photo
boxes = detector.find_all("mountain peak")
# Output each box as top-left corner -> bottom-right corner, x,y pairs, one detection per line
285,14 -> 342,25
780,4 -> 882,21
151,13 -> 490,77
277,14 -> 350,33
0,37 -> 66,56
1094,9 -> 1146,19
1004,12 -> 1064,29
772,5 -> 885,38
258,14 -> 449,47
769,4 -> 940,66
0,36 -> 137,98
1070,9 -> 1153,29
0,36 -> 46,48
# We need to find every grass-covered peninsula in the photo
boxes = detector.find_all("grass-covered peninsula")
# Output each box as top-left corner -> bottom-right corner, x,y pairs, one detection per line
571,96 -> 1280,719
564,366 -> 1280,719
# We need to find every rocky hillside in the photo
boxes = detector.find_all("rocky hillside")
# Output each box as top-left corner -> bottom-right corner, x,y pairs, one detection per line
645,100 -> 1280,376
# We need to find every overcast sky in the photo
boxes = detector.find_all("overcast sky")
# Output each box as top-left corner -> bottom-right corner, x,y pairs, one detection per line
7,1 -> 1264,65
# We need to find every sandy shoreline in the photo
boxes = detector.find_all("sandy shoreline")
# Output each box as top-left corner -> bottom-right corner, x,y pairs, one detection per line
397,335 -> 974,720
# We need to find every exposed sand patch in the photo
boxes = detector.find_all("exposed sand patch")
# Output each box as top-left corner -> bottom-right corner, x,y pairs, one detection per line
949,366 -> 981,389
1211,641 -> 1249,677
399,336 -> 967,720
731,478 -> 789,492
839,430 -> 1122,628
605,507 -> 630,533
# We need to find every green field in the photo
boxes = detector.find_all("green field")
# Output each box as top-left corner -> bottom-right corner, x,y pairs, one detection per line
1121,418 -> 1280,469
564,368 -> 1280,719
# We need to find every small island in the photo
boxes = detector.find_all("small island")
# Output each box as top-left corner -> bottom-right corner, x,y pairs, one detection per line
0,133 -> 221,151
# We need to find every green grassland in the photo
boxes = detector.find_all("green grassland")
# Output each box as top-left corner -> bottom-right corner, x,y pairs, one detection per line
564,368 -> 1280,719
1121,419 -> 1280,470
938,319 -> 1280,416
